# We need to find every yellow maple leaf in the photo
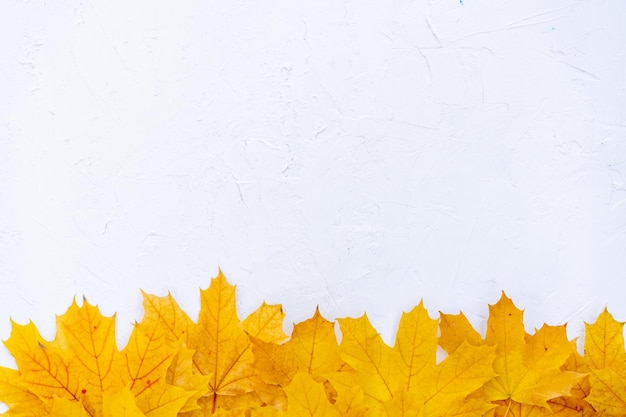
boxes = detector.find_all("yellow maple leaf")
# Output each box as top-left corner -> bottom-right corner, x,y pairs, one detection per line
3,320 -> 83,407
102,386 -> 145,417
337,313 -> 396,403
243,302 -> 288,344
250,307 -> 344,412
546,351 -> 596,416
288,307 -> 343,378
382,387 -> 423,417
483,293 -> 583,409
335,304 -> 496,417
0,296 -> 202,417
439,311 -> 484,354
584,308 -> 626,372
586,368 -> 626,417
139,289 -> 210,411
140,290 -> 194,346
284,372 -> 340,417
6,275 -> 626,417
121,321 -> 197,417
48,397 -> 91,417
121,321 -> 177,397
166,344 -> 212,413
421,342 -> 496,416
394,301 -> 438,392
55,297 -> 123,396
187,271 -> 256,413
332,384 -> 371,417
0,367 -> 46,416
392,302 -> 496,416
580,308 -> 626,416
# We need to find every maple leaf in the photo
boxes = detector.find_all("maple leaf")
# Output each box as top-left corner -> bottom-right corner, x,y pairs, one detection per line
8,274 -> 626,417
250,306 -> 345,413
583,308 -> 626,416
584,308 -> 626,372
0,367 -> 46,416
393,302 -> 496,416
102,386 -> 145,417
547,352 -> 596,416
394,301 -> 438,392
331,384 -> 371,417
420,342 -> 496,416
439,311 -> 484,354
0,297 -> 202,417
252,307 -> 343,387
166,345 -> 212,413
54,298 -> 123,414
284,372 -> 340,417
2,319 -> 84,411
334,304 -> 496,417
48,397 -> 91,417
336,313 -> 396,403
482,293 -> 583,409
243,302 -> 288,344
140,290 -> 194,346
185,271 -> 257,414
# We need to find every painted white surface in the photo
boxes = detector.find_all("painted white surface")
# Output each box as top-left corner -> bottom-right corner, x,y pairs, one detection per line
1,0 -> 625,372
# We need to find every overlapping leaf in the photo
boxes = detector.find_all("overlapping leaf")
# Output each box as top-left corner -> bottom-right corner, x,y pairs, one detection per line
0,298 -> 197,417
582,309 -> 626,416
2,273 -> 626,416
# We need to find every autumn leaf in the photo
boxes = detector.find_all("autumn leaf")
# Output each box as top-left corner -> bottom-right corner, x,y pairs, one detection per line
439,311 -> 484,354
335,303 -> 495,417
55,297 -> 123,414
140,290 -> 194,346
284,372 -> 340,417
166,345 -> 212,412
0,366 -> 46,416
3,320 -> 83,408
583,308 -> 626,416
139,290 -> 210,412
288,307 -> 343,378
102,386 -> 145,417
0,297 -> 202,417
4,273 -> 626,417
421,342 -> 496,416
186,271 -> 257,413
483,293 -> 583,409
332,384 -> 371,417
243,302 -> 288,344
391,302 -> 496,416
48,397 -> 91,417
394,301 -> 438,392
546,351 -> 596,416
250,307 -> 345,412
584,308 -> 626,372
121,321 -> 177,397
336,313 -> 396,403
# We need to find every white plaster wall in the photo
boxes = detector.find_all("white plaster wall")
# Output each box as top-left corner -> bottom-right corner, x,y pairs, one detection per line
1,0 -> 625,372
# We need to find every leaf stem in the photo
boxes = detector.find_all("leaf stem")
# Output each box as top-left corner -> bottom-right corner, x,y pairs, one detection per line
503,398 -> 512,417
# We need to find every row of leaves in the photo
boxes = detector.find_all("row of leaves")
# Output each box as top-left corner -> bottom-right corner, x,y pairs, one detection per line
1,272 -> 625,417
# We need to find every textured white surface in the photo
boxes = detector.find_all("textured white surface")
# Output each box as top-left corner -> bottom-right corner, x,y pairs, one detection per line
1,0 -> 625,371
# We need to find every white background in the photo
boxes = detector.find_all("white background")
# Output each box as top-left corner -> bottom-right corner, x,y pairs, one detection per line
1,0 -> 625,371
